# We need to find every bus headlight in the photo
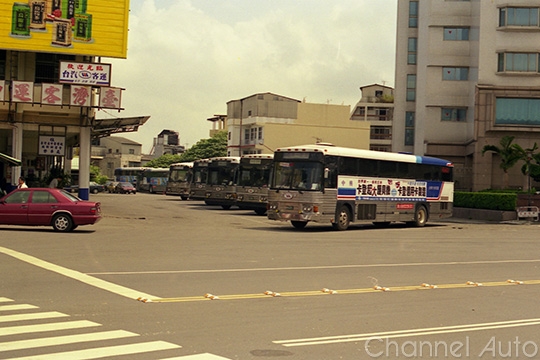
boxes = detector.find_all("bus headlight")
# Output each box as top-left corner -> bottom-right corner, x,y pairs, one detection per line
237,195 -> 244,201
302,205 -> 313,212
206,192 -> 211,197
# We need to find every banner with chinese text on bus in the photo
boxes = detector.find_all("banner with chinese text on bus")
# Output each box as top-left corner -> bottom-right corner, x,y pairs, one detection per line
337,176 -> 444,201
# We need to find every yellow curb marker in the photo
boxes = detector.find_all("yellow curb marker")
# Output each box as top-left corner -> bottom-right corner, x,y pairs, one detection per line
144,279 -> 536,303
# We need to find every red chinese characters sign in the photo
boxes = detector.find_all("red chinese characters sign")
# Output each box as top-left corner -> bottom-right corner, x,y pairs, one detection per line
41,84 -> 63,105
99,87 -> 121,109
70,85 -> 91,107
11,81 -> 34,102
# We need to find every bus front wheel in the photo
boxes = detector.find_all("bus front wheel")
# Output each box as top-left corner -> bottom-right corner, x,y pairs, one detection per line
332,205 -> 351,231
291,221 -> 307,229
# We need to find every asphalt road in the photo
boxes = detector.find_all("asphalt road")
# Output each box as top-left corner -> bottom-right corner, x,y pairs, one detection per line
1,192 -> 540,359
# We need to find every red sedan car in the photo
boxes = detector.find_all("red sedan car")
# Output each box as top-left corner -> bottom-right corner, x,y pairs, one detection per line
0,188 -> 102,232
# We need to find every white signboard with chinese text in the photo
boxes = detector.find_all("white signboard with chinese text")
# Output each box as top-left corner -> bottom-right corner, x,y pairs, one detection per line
11,81 -> 34,103
41,84 -> 63,105
99,87 -> 122,109
60,61 -> 112,87
39,136 -> 65,156
70,85 -> 91,107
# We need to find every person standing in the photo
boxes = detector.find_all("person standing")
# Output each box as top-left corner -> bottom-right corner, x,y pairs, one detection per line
17,176 -> 28,189
49,176 -> 61,188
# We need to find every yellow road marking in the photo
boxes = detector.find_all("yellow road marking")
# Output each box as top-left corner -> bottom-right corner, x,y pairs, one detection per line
148,279 -> 539,303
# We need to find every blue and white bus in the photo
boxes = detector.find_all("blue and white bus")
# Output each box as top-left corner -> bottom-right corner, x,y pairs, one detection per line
114,167 -> 145,186
267,144 -> 453,230
138,168 -> 169,193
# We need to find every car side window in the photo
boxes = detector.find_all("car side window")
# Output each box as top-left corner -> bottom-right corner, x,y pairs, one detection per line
31,191 -> 58,204
5,191 -> 31,204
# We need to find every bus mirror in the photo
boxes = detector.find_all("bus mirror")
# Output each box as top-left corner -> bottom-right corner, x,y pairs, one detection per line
324,168 -> 329,179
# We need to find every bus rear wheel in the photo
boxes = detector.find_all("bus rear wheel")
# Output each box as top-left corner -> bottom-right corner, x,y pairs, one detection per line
408,205 -> 428,227
291,221 -> 307,229
332,205 -> 351,231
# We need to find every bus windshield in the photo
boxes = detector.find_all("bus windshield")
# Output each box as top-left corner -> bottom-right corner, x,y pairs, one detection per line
238,165 -> 271,187
169,168 -> 192,183
208,166 -> 236,186
272,161 -> 323,191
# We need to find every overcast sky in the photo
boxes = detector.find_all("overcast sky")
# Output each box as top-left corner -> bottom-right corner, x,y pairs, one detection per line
102,0 -> 398,153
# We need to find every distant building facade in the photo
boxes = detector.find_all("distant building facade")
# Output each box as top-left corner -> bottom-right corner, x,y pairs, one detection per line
92,136 -> 143,180
394,0 -> 540,191
226,92 -> 370,156
350,84 -> 394,152
150,129 -> 185,157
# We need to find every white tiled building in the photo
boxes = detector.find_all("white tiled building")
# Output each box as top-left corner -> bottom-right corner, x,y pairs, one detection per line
394,0 -> 540,190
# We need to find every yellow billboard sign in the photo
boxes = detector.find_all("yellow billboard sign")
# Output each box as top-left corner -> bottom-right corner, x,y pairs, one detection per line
0,0 -> 130,59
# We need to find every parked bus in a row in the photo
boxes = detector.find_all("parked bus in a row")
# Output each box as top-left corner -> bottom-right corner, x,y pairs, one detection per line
114,167 -> 145,187
204,157 -> 240,209
267,144 -> 453,230
236,154 -> 273,215
189,158 -> 210,201
166,162 -> 193,199
137,168 -> 169,193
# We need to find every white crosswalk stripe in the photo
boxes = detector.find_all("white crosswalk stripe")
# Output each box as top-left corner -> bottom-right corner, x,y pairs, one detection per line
0,299 -> 181,359
0,298 -> 232,359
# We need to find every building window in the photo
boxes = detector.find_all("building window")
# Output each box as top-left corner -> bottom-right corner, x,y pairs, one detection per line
499,7 -> 539,27
405,112 -> 415,146
443,27 -> 469,41
244,129 -> 250,142
35,53 -> 75,83
406,74 -> 416,101
353,106 -> 366,116
370,127 -> 391,140
441,108 -> 467,122
498,53 -> 539,73
495,98 -> 540,125
408,38 -> 417,64
409,1 -> 418,28
442,67 -> 469,80
129,149 -> 135,154
258,127 -> 263,140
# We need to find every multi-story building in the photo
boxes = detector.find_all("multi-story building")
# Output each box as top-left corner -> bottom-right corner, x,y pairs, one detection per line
394,0 -> 540,191
0,2 -> 147,198
226,92 -> 370,156
350,84 -> 394,152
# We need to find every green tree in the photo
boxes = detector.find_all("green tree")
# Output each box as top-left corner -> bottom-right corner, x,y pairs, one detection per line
144,131 -> 228,168
481,136 -> 522,189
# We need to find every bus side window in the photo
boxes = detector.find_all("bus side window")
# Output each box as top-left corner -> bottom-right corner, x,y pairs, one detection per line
324,156 -> 338,188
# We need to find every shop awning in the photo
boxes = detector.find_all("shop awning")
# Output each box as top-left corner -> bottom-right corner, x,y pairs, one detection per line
92,116 -> 150,138
0,152 -> 22,166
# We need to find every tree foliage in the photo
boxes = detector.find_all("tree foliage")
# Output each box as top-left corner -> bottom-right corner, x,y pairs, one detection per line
482,136 -> 540,188
144,131 -> 228,168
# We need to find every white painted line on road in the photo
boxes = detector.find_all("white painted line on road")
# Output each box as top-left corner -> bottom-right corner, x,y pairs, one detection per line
6,341 -> 181,360
0,311 -> 68,323
0,246 -> 161,301
0,298 -> 13,303
0,304 -> 38,312
161,353 -> 231,360
274,318 -> 540,347
85,258 -> 540,276
0,321 -> 101,337
0,330 -> 138,352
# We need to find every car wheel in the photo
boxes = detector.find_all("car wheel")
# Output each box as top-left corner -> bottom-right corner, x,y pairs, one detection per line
52,213 -> 74,232
408,205 -> 428,227
92,188 -> 98,194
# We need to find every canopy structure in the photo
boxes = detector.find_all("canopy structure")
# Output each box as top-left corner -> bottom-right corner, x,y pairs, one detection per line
92,116 -> 150,139
0,152 -> 22,166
